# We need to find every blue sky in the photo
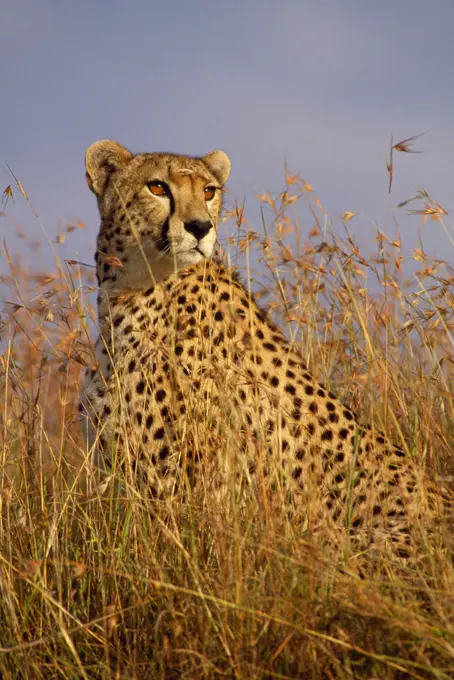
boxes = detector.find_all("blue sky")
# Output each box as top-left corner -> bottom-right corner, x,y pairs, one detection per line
1,0 -> 454,274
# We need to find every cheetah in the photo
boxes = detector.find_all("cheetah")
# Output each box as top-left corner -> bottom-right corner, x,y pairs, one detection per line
79,139 -> 442,561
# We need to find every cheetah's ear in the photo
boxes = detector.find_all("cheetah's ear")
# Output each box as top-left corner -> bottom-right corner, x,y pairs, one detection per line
201,150 -> 231,186
85,140 -> 133,197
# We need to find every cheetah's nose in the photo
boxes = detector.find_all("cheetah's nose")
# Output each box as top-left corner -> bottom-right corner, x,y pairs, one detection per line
184,220 -> 212,241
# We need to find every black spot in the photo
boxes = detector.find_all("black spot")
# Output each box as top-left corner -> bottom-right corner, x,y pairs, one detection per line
305,385 -> 314,396
186,304 -> 197,314
178,295 -> 186,305
270,376 -> 279,387
156,389 -> 166,403
145,286 -> 155,296
136,380 -> 145,395
255,307 -> 268,323
191,285 -> 200,294
113,315 -> 124,327
159,445 -> 169,460
328,413 -> 339,424
285,384 -> 296,395
175,344 -> 184,356
214,311 -> 223,321
308,401 -> 318,414
286,370 -> 295,379
256,329 -> 265,340
272,357 -> 282,367
292,467 -> 302,480
317,389 -> 325,398
103,405 -> 111,416
296,448 -> 305,460
321,429 -> 333,441
326,402 -> 335,412
263,342 -> 277,352
128,360 -> 136,373
307,423 -> 315,436
136,412 -> 143,426
343,410 -> 354,421
377,435 -> 385,444
292,409 -> 301,421
339,428 -> 348,440
332,508 -> 342,521
154,427 -> 165,440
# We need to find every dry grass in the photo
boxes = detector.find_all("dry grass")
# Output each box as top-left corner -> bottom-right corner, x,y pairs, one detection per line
0,147 -> 453,679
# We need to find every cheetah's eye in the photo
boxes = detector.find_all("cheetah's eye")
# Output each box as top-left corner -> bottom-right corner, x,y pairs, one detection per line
204,186 -> 216,201
147,181 -> 168,197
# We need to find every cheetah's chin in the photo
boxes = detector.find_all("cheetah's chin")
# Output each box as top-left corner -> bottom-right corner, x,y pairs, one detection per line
178,247 -> 210,265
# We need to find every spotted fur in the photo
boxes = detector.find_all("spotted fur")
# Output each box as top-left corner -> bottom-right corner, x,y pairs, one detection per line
79,140 -> 442,560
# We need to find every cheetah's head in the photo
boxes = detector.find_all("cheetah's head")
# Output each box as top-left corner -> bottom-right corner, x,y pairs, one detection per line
85,140 -> 231,287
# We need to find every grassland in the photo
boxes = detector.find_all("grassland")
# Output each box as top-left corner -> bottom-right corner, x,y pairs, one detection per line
0,152 -> 453,678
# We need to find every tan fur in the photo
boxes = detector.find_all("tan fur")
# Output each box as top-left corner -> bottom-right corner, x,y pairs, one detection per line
80,140 -> 442,562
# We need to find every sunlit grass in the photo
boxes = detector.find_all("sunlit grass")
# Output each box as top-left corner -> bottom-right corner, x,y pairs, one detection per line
0,148 -> 453,678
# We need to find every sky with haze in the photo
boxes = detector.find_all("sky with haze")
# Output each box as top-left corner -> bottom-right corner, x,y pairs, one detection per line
1,0 -> 454,276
